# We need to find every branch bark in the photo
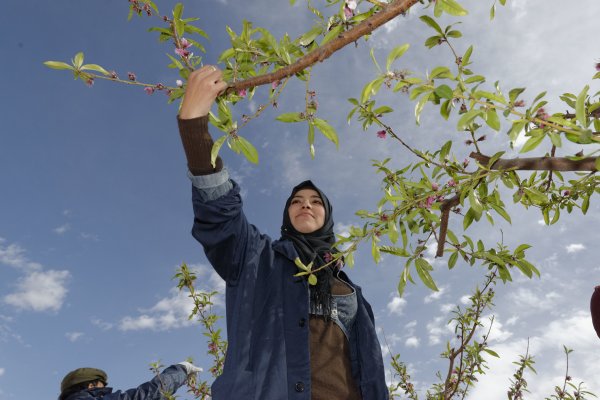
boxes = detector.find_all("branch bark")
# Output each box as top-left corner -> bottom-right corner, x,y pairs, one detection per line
227,0 -> 420,92
470,152 -> 599,172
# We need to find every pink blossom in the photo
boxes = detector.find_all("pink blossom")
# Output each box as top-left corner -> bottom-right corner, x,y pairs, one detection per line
175,47 -> 190,57
128,72 -> 136,81
323,252 -> 333,263
431,182 -> 439,191
155,83 -> 165,90
109,71 -> 118,79
596,62 -> 600,72
463,158 -> 470,167
271,80 -> 280,90
85,78 -> 94,87
208,342 -> 218,353
376,130 -> 387,139
144,87 -> 154,95
344,5 -> 354,19
238,88 -> 247,97
513,99 -> 525,107
180,37 -> 191,49
447,179 -> 457,187
424,196 -> 436,209
176,79 -> 183,87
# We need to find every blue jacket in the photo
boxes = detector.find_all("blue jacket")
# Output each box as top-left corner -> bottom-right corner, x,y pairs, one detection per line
191,180 -> 389,400
63,365 -> 187,400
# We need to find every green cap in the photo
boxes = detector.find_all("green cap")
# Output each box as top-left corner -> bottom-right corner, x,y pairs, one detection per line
60,367 -> 108,393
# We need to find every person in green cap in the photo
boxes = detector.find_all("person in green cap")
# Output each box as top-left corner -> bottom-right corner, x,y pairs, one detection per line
58,361 -> 202,400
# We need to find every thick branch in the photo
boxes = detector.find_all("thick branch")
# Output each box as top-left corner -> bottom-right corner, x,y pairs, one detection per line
227,0 -> 419,92
437,195 -> 460,257
470,152 -> 599,172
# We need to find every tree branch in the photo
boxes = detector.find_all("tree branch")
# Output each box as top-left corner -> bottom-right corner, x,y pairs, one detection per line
437,194 -> 460,257
470,152 -> 599,172
227,0 -> 420,92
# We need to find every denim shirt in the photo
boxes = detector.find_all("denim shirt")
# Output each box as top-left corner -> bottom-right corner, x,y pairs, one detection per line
189,170 -> 389,400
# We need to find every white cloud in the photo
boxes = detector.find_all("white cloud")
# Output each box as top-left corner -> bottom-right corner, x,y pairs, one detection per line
387,295 -> 407,316
508,288 -> 561,313
405,336 -> 420,348
0,242 -> 42,272
80,232 -> 99,241
65,332 -> 83,342
479,315 -> 513,344
53,223 -> 70,235
120,264 -> 224,331
91,318 -> 113,331
0,367 -> 4,377
4,270 -> 70,312
566,243 -> 585,253
467,311 -> 599,400
424,286 -> 446,303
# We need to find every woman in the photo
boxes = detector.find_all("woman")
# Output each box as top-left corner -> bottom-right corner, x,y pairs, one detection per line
177,66 -> 388,399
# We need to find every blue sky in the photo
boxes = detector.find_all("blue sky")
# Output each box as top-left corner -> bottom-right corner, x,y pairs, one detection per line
1,0 -> 599,398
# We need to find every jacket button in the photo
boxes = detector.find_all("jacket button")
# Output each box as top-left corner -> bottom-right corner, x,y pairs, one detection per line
295,381 -> 305,392
298,318 -> 306,327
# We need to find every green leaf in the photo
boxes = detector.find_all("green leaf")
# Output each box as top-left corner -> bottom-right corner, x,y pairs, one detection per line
73,52 -> 84,69
313,118 -> 339,147
386,44 -> 410,71
81,64 -> 110,75
415,258 -> 439,291
434,84 -> 454,100
457,109 -> 483,131
475,90 -> 506,104
397,266 -> 409,296
485,109 -> 501,131
276,112 -> 304,123
371,239 -> 381,264
519,135 -> 545,153
595,157 -> 600,172
298,24 -> 323,46
210,135 -> 227,168
419,15 -> 443,34
235,136 -> 259,164
294,257 -> 309,271
43,61 -> 74,71
415,93 -> 432,125
576,85 -> 589,127
380,246 -> 410,257
448,252 -> 458,269
489,203 -> 511,223
308,274 -> 318,285
483,348 -> 500,358
438,0 -> 469,16
173,3 -> 183,20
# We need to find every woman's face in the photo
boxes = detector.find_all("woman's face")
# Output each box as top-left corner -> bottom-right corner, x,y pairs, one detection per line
287,188 -> 326,234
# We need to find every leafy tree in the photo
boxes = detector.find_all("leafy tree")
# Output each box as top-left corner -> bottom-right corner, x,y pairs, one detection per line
45,0 -> 599,397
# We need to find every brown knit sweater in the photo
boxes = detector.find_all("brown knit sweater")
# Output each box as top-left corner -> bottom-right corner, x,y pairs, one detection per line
177,116 -> 362,399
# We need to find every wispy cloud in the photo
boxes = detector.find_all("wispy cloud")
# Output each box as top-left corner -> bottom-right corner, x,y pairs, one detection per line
424,286 -> 446,304
119,264 -> 224,331
1,239 -> 71,312
0,367 -> 5,377
566,243 -> 585,253
65,332 -> 84,342
91,318 -> 113,331
53,223 -> 70,235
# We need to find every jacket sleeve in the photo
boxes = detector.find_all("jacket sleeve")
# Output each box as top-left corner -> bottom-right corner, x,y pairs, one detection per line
190,178 -> 269,283
104,365 -> 187,400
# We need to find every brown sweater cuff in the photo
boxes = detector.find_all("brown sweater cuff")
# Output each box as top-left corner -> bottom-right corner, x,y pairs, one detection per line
177,115 -> 223,175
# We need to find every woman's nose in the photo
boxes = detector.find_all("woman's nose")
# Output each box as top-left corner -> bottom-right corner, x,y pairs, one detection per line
301,200 -> 311,208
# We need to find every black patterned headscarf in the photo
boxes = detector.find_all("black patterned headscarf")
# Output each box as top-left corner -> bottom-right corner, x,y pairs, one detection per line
281,180 -> 340,318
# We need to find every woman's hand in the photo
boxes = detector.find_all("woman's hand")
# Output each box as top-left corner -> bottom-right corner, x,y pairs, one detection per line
179,65 -> 228,119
